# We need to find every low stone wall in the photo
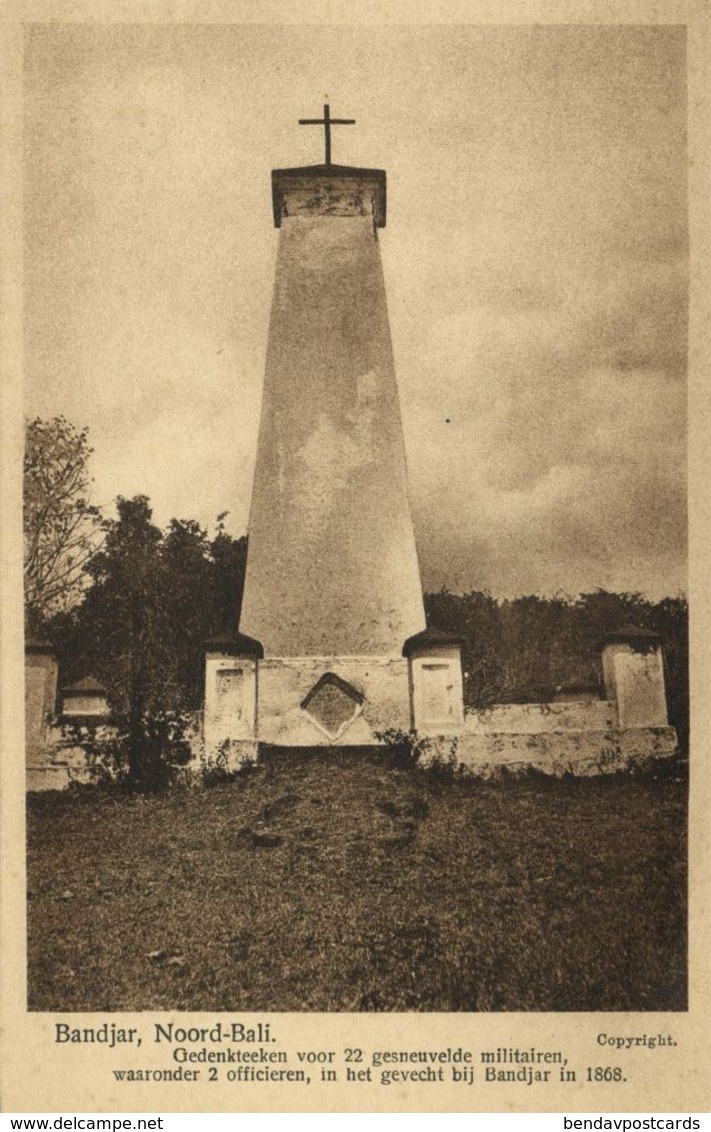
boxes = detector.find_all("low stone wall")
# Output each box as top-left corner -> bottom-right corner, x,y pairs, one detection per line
26,699 -> 678,790
464,700 -> 616,734
27,716 -> 206,792
428,720 -> 677,778
26,724 -> 110,792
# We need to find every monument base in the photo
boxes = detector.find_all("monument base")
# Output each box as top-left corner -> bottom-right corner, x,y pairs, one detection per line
204,653 -> 411,753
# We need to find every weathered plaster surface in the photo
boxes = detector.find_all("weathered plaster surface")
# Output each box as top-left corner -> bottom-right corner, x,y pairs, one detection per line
255,656 -> 410,746
464,700 -> 616,734
272,167 -> 386,228
27,765 -> 72,791
62,693 -> 110,716
25,652 -> 58,751
438,725 -> 677,777
26,724 -> 110,791
602,642 -> 669,728
240,209 -> 425,656
204,652 -> 258,752
409,644 -> 465,734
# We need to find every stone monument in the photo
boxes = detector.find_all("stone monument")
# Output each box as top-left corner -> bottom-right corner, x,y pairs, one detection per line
202,105 -> 676,776
204,105 -> 465,756
22,111 -> 679,787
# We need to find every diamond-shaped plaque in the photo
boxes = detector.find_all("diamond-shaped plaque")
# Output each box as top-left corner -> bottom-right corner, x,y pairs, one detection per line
301,673 -> 364,738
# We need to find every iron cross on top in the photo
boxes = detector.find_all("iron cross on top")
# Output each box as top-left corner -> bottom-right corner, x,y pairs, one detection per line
298,101 -> 355,165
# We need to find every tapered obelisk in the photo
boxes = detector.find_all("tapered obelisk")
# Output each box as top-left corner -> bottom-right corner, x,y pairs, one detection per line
206,106 -> 440,752
242,108 -> 425,656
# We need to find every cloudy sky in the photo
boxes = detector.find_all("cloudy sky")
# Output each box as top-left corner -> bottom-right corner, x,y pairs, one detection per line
24,22 -> 688,599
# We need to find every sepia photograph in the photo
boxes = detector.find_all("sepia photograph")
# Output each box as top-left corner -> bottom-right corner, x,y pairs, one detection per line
21,21 -> 688,1019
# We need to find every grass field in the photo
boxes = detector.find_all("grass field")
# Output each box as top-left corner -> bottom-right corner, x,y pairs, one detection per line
26,751 -> 687,1013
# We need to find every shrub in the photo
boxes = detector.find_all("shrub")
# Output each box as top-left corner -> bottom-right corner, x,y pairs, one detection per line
59,720 -> 126,786
373,728 -> 427,770
200,739 -> 256,787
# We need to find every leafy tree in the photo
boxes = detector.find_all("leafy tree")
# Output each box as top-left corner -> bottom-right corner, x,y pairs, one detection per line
48,497 -> 248,790
210,512 -> 248,635
426,588 -> 688,745
23,416 -> 102,630
45,485 -> 688,781
79,496 -> 171,789
649,595 -> 689,750
425,589 -> 505,707
160,517 -> 235,709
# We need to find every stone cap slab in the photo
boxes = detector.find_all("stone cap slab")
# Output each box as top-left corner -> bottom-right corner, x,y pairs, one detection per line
25,635 -> 56,655
62,676 -> 108,696
271,164 -> 386,228
204,630 -> 264,658
402,628 -> 465,657
600,624 -> 662,650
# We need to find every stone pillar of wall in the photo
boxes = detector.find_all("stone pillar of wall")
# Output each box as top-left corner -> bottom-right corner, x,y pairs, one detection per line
404,629 -> 465,735
204,631 -> 263,755
25,637 -> 59,753
61,676 -> 112,719
601,625 -> 669,729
